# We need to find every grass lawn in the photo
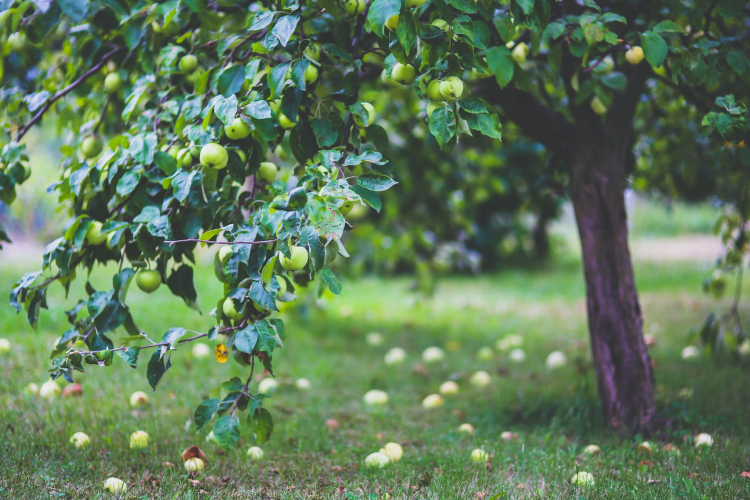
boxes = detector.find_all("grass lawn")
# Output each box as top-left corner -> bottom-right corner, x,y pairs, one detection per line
1,250 -> 749,499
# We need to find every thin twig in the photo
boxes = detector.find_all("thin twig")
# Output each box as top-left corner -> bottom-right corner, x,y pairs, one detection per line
230,357 -> 256,417
16,47 -> 126,141
165,238 -> 277,246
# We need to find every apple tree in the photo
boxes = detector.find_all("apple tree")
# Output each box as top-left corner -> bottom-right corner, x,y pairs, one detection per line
2,0 -> 750,441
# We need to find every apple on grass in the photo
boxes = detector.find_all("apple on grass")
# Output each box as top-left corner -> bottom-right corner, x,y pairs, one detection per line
279,246 -> 309,271
184,457 -> 205,472
366,332 -> 383,345
458,423 -> 475,434
192,343 -> 211,358
136,270 -> 161,293
103,477 -> 127,494
70,432 -> 91,448
571,471 -> 595,486
295,378 -> 312,390
694,433 -> 713,447
384,347 -> 406,365
422,346 -> 445,363
0,338 -> 10,354
200,143 -> 229,169
379,442 -> 403,462
422,394 -> 444,409
363,389 -> 388,406
471,449 -> 488,462
469,370 -> 491,387
439,381 -> 459,396
40,380 -> 61,398
130,391 -> 149,407
583,444 -> 601,455
247,446 -> 264,460
25,383 -> 39,395
130,430 -> 149,449
545,351 -> 567,369
365,452 -> 389,468
477,347 -> 493,360
258,377 -> 279,394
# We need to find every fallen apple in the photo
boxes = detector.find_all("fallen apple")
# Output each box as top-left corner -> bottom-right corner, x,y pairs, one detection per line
0,338 -> 10,354
439,381 -> 459,396
471,448 -> 488,462
570,471 -> 595,486
509,348 -> 526,362
363,389 -> 389,406
694,433 -> 713,447
422,394 -> 444,409
70,432 -> 91,448
380,442 -> 403,462
63,383 -> 83,397
637,441 -> 652,454
130,430 -> 149,449
366,332 -> 384,346
545,351 -> 567,369
469,370 -> 491,387
103,477 -> 127,494
681,346 -> 701,361
364,452 -> 389,468
384,347 -> 407,365
192,343 -> 211,358
130,390 -> 149,407
295,378 -> 312,390
258,377 -> 279,394
247,446 -> 265,460
24,382 -> 39,395
583,444 -> 601,455
458,423 -> 475,434
184,457 -> 205,472
40,380 -> 61,398
477,347 -> 493,361
422,346 -> 445,364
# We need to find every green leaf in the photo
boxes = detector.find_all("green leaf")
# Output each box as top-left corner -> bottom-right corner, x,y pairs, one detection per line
641,31 -> 668,67
58,0 -> 89,22
251,407 -> 273,444
514,0 -> 534,15
213,414 -> 240,449
234,324 -> 259,353
600,12 -> 626,24
194,398 -> 219,432
311,118 -> 338,148
367,0 -> 402,37
485,46 -> 514,87
428,106 -> 456,148
726,51 -> 750,84
343,151 -> 387,166
601,72 -> 627,90
217,66 -> 246,97
446,0 -> 475,14
350,185 -> 382,212
311,203 -> 346,240
146,350 -> 170,390
214,95 -> 239,125
463,111 -> 502,140
167,265 -> 200,312
357,174 -> 398,191
321,268 -> 342,295
269,13 -> 299,47
396,9 -> 417,53
116,347 -> 139,368
116,171 -> 141,197
652,20 -> 685,34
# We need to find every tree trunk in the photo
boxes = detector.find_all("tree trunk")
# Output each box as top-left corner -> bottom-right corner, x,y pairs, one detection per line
569,139 -> 656,432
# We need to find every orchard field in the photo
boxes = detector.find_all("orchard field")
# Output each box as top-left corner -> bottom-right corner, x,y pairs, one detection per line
2,213 -> 750,499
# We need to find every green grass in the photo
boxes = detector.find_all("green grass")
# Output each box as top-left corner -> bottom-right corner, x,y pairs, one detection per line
629,197 -> 718,238
1,252 -> 749,499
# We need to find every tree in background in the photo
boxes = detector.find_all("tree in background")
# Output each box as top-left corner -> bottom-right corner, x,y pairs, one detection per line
1,0 -> 749,444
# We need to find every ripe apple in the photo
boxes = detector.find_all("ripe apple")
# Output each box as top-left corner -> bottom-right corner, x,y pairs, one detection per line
81,136 -> 103,159
304,64 -> 318,84
223,298 -> 245,321
63,383 -> 83,397
626,46 -> 644,65
176,148 -> 192,169
25,382 -> 39,395
167,145 -> 181,160
192,343 -> 211,357
9,32 -> 26,51
470,370 -> 491,387
295,378 -> 311,390
583,444 -> 601,455
571,472 -> 595,486
103,477 -> 127,494
384,347 -> 406,365
590,96 -> 607,115
273,277 -> 288,296
406,0 -> 427,7
681,346 -> 701,361
545,351 -> 567,369
385,14 -> 399,31
366,332 -> 383,345
40,380 -> 61,398
86,221 -> 107,245
70,432 -> 91,448
439,77 -> 464,100
512,42 -> 529,63
179,54 -> 198,73
278,113 -> 296,129
224,118 -> 251,140
422,346 -> 445,363
380,442 -> 403,462
340,200 -> 355,215
501,431 -> 518,442
151,20 -> 179,36
496,334 -> 523,351
344,0 -> 365,15
184,457 -> 205,472
694,433 -> 713,447
509,348 -> 526,362
0,338 -> 10,354
247,446 -> 265,460
200,143 -> 229,169
130,430 -> 149,449
258,377 -> 279,394
104,73 -> 122,92
391,63 -> 416,85
130,390 -> 149,407
257,161 -> 278,184
363,389 -> 388,406
353,102 -> 375,128
663,443 -> 681,455
458,423 -> 474,434
439,381 -> 459,396
422,394 -> 444,409
304,43 -> 321,61
427,80 -> 445,101
279,245 -> 309,271
135,270 -> 161,293
381,68 -> 399,87
365,452 -> 389,468
471,449 -> 488,462
637,441 -> 652,454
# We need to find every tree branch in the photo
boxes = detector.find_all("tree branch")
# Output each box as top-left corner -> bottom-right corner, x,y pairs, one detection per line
476,80 -> 575,159
230,357 -> 256,417
16,47 -> 126,141
165,238 -> 278,246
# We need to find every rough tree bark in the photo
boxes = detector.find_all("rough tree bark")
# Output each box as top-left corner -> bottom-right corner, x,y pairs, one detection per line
481,64 -> 657,431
